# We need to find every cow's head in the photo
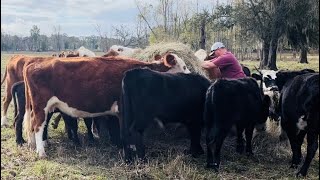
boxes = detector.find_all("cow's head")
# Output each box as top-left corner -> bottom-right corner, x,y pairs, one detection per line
252,70 -> 278,92
275,69 -> 316,91
162,53 -> 191,73
252,69 -> 280,122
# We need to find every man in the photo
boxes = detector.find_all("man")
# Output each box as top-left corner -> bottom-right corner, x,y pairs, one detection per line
201,42 -> 246,79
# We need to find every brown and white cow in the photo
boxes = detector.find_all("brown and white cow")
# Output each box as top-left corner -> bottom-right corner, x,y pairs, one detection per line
1,55 -> 55,127
23,53 -> 190,157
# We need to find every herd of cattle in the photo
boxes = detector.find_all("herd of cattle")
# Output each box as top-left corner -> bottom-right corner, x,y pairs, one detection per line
1,45 -> 318,177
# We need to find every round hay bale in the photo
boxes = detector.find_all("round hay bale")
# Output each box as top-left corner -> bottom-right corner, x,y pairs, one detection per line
132,42 -> 209,78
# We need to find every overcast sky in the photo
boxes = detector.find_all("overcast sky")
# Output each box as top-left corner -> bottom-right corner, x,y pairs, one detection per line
1,0 -> 227,37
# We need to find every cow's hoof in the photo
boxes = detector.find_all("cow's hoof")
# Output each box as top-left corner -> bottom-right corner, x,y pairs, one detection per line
43,140 -> 50,148
28,143 -> 36,150
246,151 -> 254,157
1,117 -> 9,128
38,151 -> 47,159
206,163 -> 219,172
16,139 -> 26,146
290,163 -> 299,169
296,169 -> 307,178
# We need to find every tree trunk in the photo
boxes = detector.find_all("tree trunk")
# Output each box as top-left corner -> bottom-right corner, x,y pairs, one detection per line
199,20 -> 206,49
259,40 -> 270,69
299,47 -> 308,63
267,39 -> 278,70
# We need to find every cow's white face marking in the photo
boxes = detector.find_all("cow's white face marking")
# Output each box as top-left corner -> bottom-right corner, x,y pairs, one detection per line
35,120 -> 47,158
167,54 -> 191,74
264,90 -> 280,120
1,115 -> 9,127
44,96 -> 118,118
260,70 -> 278,91
297,115 -> 307,130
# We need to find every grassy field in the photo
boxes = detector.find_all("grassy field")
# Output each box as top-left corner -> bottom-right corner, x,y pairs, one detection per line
1,52 -> 319,179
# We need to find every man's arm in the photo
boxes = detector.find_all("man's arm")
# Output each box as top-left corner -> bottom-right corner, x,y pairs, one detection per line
201,60 -> 218,69
201,61 -> 221,79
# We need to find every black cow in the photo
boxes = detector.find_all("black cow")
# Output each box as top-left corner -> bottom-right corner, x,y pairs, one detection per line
11,81 -> 94,146
120,68 -> 211,162
275,71 -> 319,177
204,77 -> 271,171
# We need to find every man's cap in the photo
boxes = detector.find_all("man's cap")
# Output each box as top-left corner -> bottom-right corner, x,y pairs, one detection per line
210,42 -> 225,52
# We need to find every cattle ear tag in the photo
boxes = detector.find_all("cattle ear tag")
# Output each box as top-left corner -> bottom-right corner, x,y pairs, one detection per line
164,53 -> 176,67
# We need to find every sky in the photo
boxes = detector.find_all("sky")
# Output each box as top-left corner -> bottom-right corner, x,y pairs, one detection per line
1,0 -> 227,37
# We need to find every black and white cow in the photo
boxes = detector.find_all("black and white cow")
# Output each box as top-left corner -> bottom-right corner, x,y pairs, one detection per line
275,71 -> 319,177
204,77 -> 271,171
252,69 -> 315,134
120,68 -> 211,162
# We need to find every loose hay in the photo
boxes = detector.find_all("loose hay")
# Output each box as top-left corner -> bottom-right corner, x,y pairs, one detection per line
132,42 -> 209,78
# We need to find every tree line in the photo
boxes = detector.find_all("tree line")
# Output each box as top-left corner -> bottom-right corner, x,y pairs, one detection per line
1,0 -> 319,70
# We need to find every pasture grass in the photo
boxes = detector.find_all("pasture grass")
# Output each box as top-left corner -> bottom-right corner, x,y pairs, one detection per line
1,52 -> 319,179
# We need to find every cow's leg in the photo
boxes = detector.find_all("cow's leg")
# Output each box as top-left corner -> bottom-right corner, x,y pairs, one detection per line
1,82 -> 13,127
187,123 -> 204,157
206,128 -> 215,169
61,113 -> 80,145
297,130 -> 318,177
296,130 -> 307,154
15,110 -> 26,146
236,125 -> 245,154
84,118 -> 94,143
245,124 -> 255,156
285,127 -> 301,168
42,112 -> 53,147
207,128 -> 228,172
106,116 -> 121,147
51,114 -> 62,129
33,109 -> 48,158
123,132 -> 134,163
133,130 -> 145,161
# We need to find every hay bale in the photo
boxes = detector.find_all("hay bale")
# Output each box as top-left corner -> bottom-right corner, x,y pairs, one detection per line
132,42 -> 209,78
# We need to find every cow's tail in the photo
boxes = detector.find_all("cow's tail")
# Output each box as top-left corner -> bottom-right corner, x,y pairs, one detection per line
120,74 -> 133,150
11,81 -> 24,121
203,84 -> 216,129
23,76 -> 34,146
1,66 -> 7,86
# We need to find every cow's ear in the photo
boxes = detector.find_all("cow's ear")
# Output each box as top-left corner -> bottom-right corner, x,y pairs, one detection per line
163,53 -> 177,67
252,73 -> 262,80
154,54 -> 162,61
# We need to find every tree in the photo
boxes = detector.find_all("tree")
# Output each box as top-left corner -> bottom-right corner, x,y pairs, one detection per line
286,0 -> 319,63
30,25 -> 40,51
113,25 -> 135,47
